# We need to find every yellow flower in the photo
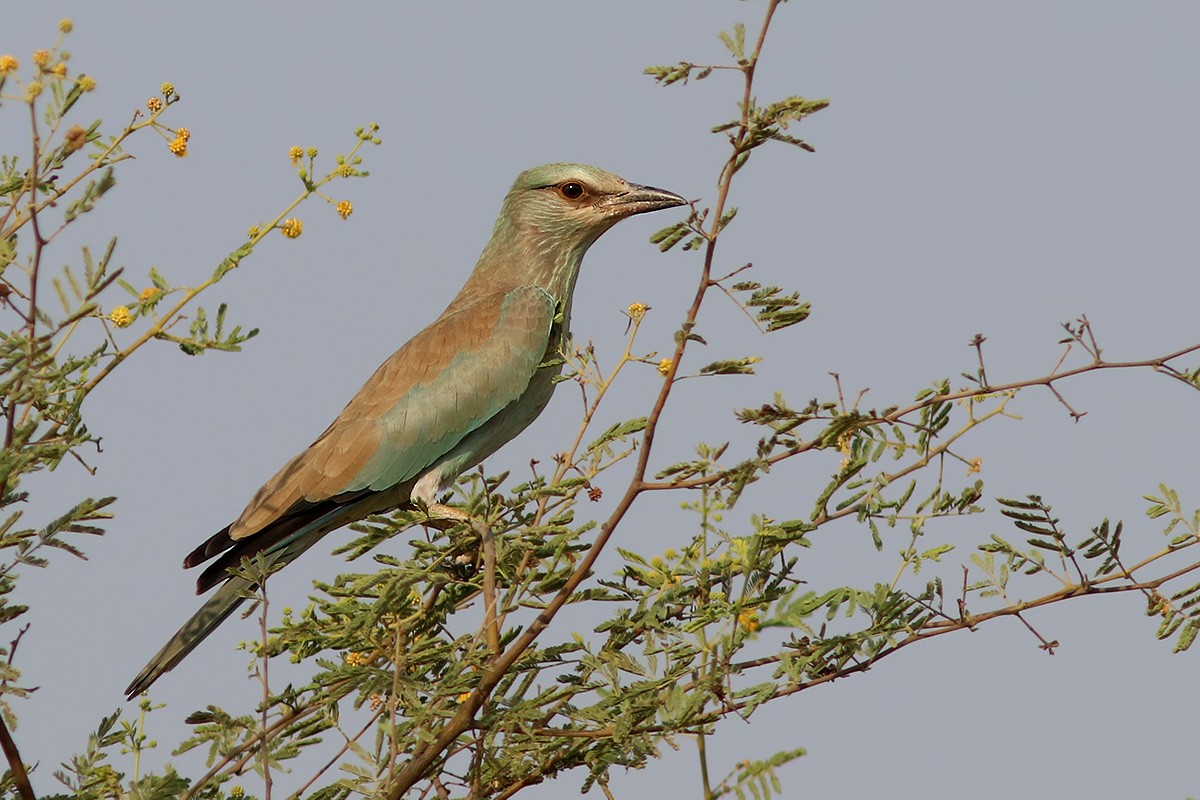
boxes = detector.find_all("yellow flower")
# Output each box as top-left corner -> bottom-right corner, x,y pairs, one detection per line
168,137 -> 187,157
456,691 -> 471,703
247,225 -> 262,239
58,18 -> 74,33
336,163 -> 354,177
51,63 -> 67,77
344,651 -> 371,666
0,56 -> 18,74
160,81 -> 175,96
26,81 -> 43,100
336,200 -> 352,219
77,75 -> 96,92
369,693 -> 385,711
32,50 -> 51,68
288,145 -> 303,165
306,147 -> 318,158
139,287 -> 161,303
966,457 -> 982,476
229,786 -> 245,798
627,302 -> 648,319
657,357 -> 673,376
108,306 -> 133,328
146,96 -> 163,112
175,127 -> 190,141
737,610 -> 760,632
280,218 -> 303,238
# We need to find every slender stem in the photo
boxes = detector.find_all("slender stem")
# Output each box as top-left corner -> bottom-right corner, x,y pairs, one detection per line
0,621 -> 34,800
259,581 -> 273,800
481,521 -> 500,655
697,730 -> 713,800
181,686 -> 347,800
553,317 -> 644,485
286,711 -> 383,800
133,701 -> 147,781
0,719 -> 34,800
0,103 -> 48,503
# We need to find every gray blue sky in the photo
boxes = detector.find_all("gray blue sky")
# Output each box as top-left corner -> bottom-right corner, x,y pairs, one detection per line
5,3 -> 1199,797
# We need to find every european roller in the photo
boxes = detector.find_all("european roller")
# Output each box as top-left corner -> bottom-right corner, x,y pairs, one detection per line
126,163 -> 684,697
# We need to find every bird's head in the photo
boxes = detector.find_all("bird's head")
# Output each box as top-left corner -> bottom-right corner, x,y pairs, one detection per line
500,163 -> 686,252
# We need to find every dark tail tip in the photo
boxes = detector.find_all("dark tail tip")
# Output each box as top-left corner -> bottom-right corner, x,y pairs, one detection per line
124,579 -> 249,699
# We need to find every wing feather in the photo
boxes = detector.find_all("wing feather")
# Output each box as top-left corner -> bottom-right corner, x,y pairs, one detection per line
228,286 -> 556,539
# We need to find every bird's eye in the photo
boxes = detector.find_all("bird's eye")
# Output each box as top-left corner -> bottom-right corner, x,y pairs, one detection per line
559,181 -> 585,200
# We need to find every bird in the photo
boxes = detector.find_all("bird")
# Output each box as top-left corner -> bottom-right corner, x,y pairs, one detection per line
125,163 -> 685,698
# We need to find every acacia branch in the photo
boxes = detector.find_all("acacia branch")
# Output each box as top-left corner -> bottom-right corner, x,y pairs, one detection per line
524,556 -> 1200,744
641,342 -> 1200,493
383,3 -> 784,795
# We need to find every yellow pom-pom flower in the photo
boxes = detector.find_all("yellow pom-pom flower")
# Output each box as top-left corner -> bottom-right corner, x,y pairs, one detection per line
26,82 -> 43,100
146,96 -> 163,112
627,302 -> 648,320
160,81 -> 174,96
0,55 -> 18,74
168,137 -> 187,157
139,287 -> 161,303
336,163 -> 354,177
175,127 -> 190,141
336,200 -> 352,219
32,50 -> 51,68
108,306 -> 133,328
77,75 -> 96,92
657,357 -> 673,376
288,145 -> 303,165
51,63 -> 67,77
280,218 -> 303,238
737,610 -> 760,632
58,18 -> 73,33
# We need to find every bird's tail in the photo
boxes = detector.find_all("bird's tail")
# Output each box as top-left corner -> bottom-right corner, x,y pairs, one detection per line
125,576 -> 252,699
125,499 -> 383,699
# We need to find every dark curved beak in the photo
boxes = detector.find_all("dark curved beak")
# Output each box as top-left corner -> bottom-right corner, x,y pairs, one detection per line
602,183 -> 687,217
